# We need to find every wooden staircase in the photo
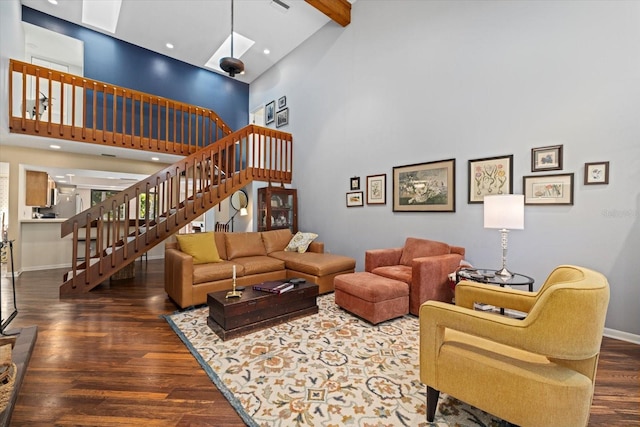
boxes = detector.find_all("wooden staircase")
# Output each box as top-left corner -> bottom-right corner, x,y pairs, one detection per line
5,59 -> 293,296
60,124 -> 293,296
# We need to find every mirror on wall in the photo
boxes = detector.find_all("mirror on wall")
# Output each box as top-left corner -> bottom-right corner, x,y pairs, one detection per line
230,190 -> 248,211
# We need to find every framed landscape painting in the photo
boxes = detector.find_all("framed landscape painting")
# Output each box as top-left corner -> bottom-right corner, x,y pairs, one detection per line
468,154 -> 513,203
393,159 -> 456,212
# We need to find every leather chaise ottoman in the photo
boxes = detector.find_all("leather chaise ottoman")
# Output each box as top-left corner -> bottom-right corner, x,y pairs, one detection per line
334,272 -> 409,324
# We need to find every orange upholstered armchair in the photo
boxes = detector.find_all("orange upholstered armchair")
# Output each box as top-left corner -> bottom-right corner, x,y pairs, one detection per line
419,265 -> 610,427
365,237 -> 465,315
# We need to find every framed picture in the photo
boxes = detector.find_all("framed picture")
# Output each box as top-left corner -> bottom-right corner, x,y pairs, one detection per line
531,145 -> 563,172
276,108 -> 289,128
350,176 -> 360,190
468,154 -> 513,203
265,101 -> 275,125
584,161 -> 609,185
346,191 -> 364,207
278,96 -> 287,109
523,173 -> 574,205
393,158 -> 456,212
366,174 -> 386,205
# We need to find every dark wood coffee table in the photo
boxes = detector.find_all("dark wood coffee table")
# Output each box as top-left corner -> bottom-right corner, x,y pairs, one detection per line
206,281 -> 319,340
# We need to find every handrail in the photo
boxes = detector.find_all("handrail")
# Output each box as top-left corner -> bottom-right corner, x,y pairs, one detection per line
8,59 -> 233,155
60,124 -> 293,294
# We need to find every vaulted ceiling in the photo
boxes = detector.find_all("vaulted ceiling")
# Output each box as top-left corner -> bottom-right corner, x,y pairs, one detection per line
21,0 -> 352,84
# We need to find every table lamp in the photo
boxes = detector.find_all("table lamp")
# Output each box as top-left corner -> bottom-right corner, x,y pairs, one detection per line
483,194 -> 524,277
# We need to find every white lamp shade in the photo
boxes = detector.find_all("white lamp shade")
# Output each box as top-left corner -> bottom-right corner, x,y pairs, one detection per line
484,194 -> 524,230
239,207 -> 248,216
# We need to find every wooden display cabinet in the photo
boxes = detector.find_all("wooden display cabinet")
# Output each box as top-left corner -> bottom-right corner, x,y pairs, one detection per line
258,186 -> 297,233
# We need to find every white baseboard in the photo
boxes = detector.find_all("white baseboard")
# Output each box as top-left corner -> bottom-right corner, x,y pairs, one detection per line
603,328 -> 640,345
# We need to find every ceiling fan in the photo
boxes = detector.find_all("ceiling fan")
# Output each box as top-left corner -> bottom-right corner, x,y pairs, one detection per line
219,0 -> 244,78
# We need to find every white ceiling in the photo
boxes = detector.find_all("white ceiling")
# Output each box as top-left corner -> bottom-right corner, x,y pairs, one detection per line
20,0 -> 340,84
8,0 -> 352,188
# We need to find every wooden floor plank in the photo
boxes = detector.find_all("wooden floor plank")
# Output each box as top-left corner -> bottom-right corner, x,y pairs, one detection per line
2,259 -> 638,426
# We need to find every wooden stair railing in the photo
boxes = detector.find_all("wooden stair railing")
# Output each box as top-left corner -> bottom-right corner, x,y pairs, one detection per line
60,124 -> 293,296
8,59 -> 232,155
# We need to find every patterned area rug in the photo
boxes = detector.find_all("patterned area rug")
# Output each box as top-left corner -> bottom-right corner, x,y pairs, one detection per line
163,294 -> 502,427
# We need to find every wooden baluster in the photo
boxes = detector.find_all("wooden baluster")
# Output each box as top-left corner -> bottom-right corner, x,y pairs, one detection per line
71,77 -> 77,138
130,93 -> 135,147
20,64 -> 27,130
83,80 -> 89,139
173,103 -> 177,153
139,93 -> 144,150
47,70 -> 53,134
111,86 -> 116,144
59,78 -> 65,136
121,90 -> 127,146
92,82 -> 97,140
34,67 -> 41,132
102,84 -> 107,142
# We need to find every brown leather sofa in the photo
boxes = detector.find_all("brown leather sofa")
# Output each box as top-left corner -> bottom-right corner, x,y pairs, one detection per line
164,229 -> 356,308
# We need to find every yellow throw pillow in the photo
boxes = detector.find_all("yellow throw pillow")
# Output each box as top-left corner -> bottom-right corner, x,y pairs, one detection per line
176,232 -> 222,265
285,231 -> 318,253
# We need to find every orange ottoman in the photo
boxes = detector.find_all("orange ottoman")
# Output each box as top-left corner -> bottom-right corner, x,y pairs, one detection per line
334,272 -> 409,324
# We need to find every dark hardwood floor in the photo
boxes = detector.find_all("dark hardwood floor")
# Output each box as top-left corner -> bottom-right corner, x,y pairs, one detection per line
2,259 -> 639,426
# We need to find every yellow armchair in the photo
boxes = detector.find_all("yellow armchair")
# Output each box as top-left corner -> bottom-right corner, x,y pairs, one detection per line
419,265 -> 610,427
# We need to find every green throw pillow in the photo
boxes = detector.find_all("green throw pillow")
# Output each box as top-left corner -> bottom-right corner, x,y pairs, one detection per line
285,231 -> 318,253
176,232 -> 222,264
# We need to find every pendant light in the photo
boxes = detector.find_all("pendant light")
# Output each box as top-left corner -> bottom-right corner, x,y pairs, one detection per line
220,0 -> 245,77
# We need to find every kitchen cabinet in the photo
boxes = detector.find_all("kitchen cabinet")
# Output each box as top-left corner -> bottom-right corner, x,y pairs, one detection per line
25,170 -> 55,207
258,186 -> 297,233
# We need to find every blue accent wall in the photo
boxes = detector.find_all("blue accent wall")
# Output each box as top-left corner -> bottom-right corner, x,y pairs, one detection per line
22,6 -> 249,131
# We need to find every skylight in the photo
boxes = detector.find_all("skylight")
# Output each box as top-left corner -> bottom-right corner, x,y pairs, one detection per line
82,0 -> 122,33
204,32 -> 255,73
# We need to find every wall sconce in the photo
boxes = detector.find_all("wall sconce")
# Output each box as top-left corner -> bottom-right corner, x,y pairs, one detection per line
226,190 -> 249,232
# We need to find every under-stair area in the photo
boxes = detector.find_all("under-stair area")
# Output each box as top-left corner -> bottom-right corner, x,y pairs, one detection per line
8,59 -> 294,295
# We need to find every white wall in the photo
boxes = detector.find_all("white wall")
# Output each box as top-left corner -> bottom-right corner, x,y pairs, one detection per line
250,1 -> 640,336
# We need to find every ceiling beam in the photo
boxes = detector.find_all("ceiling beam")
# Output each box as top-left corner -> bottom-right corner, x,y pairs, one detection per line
305,0 -> 351,27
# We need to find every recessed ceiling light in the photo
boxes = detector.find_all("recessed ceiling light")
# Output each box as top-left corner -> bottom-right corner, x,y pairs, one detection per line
55,175 -> 65,179
82,0 -> 122,33
50,144 -> 61,149
151,157 -> 160,161
204,32 -> 255,72
263,49 -> 270,55
48,0 -> 58,5
166,43 -> 174,49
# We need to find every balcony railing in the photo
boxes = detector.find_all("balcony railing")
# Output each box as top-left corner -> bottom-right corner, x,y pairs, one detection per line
8,59 -> 232,155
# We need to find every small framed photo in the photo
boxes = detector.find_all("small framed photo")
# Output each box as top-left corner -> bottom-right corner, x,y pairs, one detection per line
265,101 -> 275,125
584,161 -> 609,185
523,173 -> 574,205
393,158 -> 456,212
531,145 -> 563,172
346,191 -> 364,207
468,154 -> 513,203
278,96 -> 287,109
276,108 -> 289,128
366,174 -> 386,205
350,176 -> 360,190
